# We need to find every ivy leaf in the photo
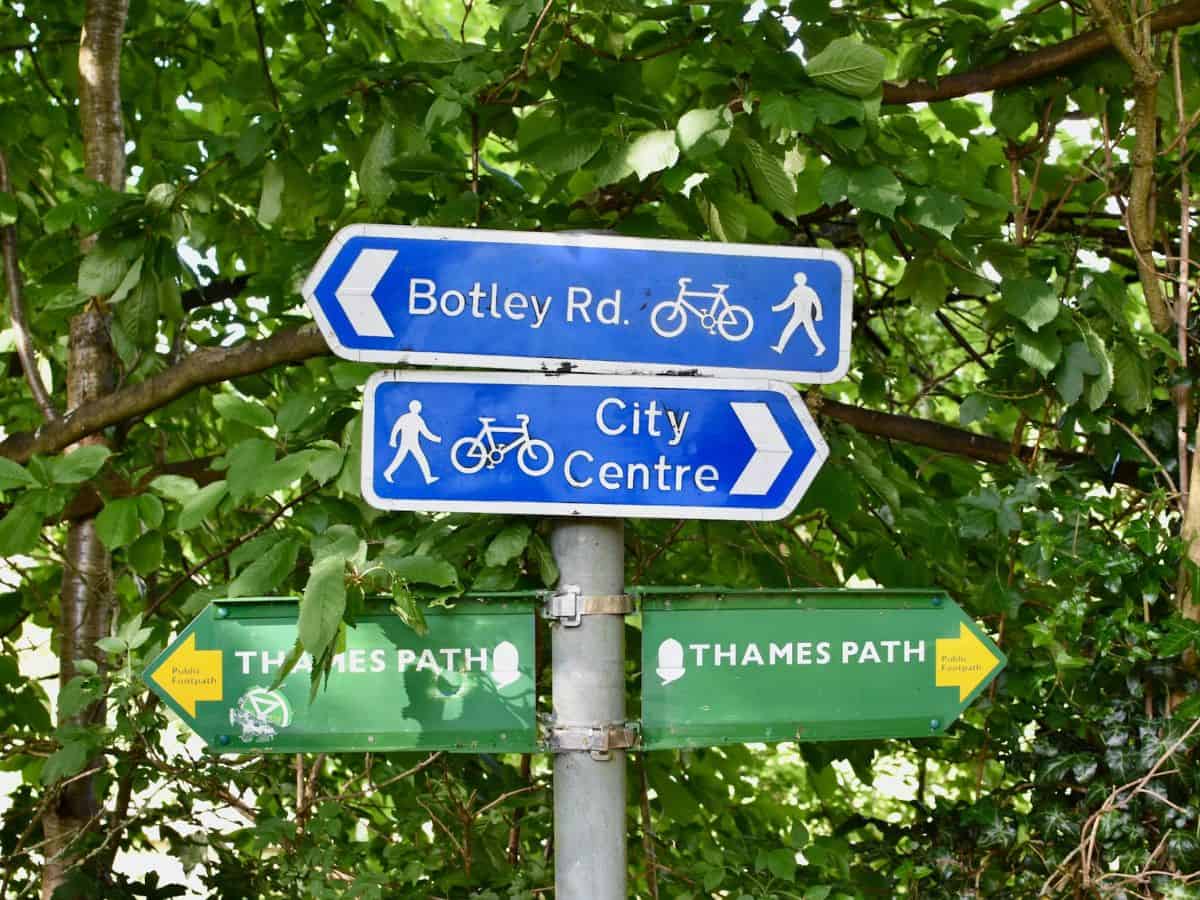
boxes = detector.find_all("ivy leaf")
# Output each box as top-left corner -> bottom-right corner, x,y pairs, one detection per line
228,535 -> 301,598
806,37 -> 887,98
96,497 -> 140,549
626,130 -> 680,180
1015,325 -> 1062,375
299,554 -> 346,663
391,555 -> 459,588
676,108 -> 732,158
177,481 -> 228,531
47,446 -> 111,485
485,523 -> 532,567
1002,277 -> 1059,331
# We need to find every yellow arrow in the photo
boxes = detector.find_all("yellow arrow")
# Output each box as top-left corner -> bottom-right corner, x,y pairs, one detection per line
149,633 -> 223,717
936,623 -> 1001,702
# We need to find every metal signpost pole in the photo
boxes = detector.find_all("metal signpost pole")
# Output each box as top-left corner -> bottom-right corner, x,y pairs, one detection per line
549,518 -> 627,900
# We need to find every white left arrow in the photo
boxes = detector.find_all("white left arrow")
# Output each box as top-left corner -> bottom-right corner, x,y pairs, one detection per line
729,402 -> 793,496
334,248 -> 397,337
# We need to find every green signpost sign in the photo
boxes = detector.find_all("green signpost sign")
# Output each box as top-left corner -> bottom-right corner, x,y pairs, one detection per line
640,589 -> 1005,748
143,597 -> 537,754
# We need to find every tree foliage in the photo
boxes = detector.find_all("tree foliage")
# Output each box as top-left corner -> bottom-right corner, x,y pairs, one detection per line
1,0 -> 1199,896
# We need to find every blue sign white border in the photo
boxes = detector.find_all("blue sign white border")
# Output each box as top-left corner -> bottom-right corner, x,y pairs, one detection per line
360,370 -> 829,521
303,225 -> 854,384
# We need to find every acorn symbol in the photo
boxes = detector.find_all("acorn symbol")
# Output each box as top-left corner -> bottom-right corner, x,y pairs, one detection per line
491,641 -> 521,688
656,639 -> 686,685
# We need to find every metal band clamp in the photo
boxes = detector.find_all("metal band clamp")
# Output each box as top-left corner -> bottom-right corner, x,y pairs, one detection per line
541,585 -> 633,627
547,722 -> 639,759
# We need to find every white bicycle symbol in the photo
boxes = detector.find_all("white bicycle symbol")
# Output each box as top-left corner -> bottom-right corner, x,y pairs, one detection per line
451,414 -> 554,476
651,277 -> 754,342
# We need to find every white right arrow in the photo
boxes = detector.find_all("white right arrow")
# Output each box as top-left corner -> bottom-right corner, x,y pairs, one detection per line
729,402 -> 793,496
334,248 -> 397,337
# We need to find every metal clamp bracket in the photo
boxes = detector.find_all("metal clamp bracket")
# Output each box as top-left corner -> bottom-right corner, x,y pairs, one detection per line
547,721 -> 640,760
541,585 -> 633,627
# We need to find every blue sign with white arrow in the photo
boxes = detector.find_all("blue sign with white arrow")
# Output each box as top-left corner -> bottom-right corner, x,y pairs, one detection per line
361,372 -> 828,521
303,226 -> 853,383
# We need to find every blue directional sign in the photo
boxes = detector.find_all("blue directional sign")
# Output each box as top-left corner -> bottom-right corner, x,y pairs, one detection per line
303,226 -> 853,383
361,372 -> 828,521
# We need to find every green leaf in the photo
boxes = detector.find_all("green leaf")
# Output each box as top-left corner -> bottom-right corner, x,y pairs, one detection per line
299,554 -> 346,662
847,165 -> 905,218
177,480 -> 227,531
766,848 -> 797,881
471,566 -> 518,591
257,158 -> 285,225
529,533 -> 559,588
1002,277 -> 1059,331
214,393 -> 274,429
58,676 -> 102,719
259,450 -> 316,496
48,446 -> 111,485
228,535 -> 300,598
78,244 -> 132,296
0,192 -> 17,226
1112,342 -> 1153,413
1055,341 -> 1102,405
96,497 -> 140,549
992,89 -> 1037,140
226,438 -> 277,502
308,441 -> 346,485
0,499 -> 43,556
138,493 -> 164,529
391,581 -> 429,636
359,122 -> 397,208
128,531 -> 164,575
907,188 -> 965,238
894,256 -> 949,312
108,254 -> 144,305
626,130 -> 680,180
676,108 -> 732,158
424,96 -> 462,132
117,272 -> 159,348
758,94 -> 816,134
1015,325 -> 1062,375
41,741 -> 90,785
390,555 -> 458,588
96,636 -> 127,654
0,458 -> 37,491
743,139 -> 796,217
1082,328 -> 1114,411
959,393 -> 991,426
149,474 -> 198,504
525,131 -> 603,175
485,523 -> 532,568
806,37 -> 887,98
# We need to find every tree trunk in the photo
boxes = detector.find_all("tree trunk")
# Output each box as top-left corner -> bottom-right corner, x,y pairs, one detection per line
40,2 -> 127,897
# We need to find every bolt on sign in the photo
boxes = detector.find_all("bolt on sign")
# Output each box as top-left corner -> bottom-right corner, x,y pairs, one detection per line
143,597 -> 536,754
640,590 -> 1005,748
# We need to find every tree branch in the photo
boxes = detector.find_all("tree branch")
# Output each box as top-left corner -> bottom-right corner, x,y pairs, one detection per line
0,324 -> 326,463
881,0 -> 1200,105
182,275 -> 251,312
815,397 -> 1144,488
0,150 -> 59,421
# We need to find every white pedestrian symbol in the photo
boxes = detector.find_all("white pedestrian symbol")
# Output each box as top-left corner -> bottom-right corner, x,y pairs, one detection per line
771,272 -> 825,356
384,399 -> 442,484
651,277 -> 754,342
451,414 -> 554,476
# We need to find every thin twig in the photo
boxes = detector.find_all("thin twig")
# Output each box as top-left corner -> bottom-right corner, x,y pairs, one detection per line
146,482 -> 322,617
248,0 -> 282,114
0,149 -> 58,421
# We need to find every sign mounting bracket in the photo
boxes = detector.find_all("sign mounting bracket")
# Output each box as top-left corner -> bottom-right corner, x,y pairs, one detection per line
541,585 -> 633,627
